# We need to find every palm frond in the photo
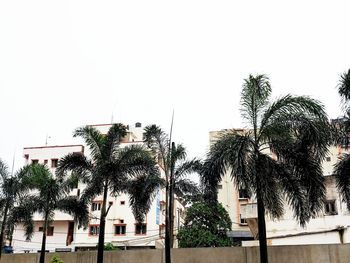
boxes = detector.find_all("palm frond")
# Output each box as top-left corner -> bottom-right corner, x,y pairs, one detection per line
8,195 -> 40,240
80,173 -> 104,204
274,139 -> 326,216
111,145 -> 159,189
338,69 -> 350,106
56,153 -> 93,182
264,113 -> 332,161
240,74 -> 271,125
260,95 -> 328,140
56,197 -> 89,229
74,126 -> 104,161
334,154 -> 350,211
143,124 -> 170,170
0,198 -> 7,215
0,159 -> 9,181
173,178 -> 199,203
255,153 -> 284,220
104,123 -> 127,160
209,131 -> 254,189
174,159 -> 202,179
127,173 -> 163,222
171,144 -> 187,165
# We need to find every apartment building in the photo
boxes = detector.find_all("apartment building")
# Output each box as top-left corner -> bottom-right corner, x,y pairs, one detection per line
210,128 -> 350,246
12,123 -> 184,252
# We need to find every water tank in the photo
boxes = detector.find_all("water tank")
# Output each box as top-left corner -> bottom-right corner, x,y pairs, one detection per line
135,122 -> 142,128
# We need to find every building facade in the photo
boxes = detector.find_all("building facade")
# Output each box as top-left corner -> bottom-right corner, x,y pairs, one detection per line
12,123 -> 184,253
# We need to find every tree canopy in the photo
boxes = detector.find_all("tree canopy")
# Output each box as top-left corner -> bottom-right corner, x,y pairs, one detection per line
202,74 -> 332,263
177,201 -> 232,248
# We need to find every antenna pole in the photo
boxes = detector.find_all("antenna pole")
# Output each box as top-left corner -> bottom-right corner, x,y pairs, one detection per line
165,109 -> 174,263
11,149 -> 15,177
169,109 -> 175,146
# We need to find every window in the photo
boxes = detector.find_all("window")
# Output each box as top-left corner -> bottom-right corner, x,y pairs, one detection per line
38,226 -> 54,236
115,224 -> 126,235
326,157 -> 331,162
135,223 -> 147,235
24,154 -> 29,160
89,225 -> 100,236
120,201 -> 125,205
47,226 -> 54,236
32,159 -> 39,164
44,160 -> 48,165
239,189 -> 249,199
218,184 -> 223,189
325,200 -> 337,215
239,214 -> 247,225
51,159 -> 58,168
91,202 -> 102,211
120,219 -> 124,224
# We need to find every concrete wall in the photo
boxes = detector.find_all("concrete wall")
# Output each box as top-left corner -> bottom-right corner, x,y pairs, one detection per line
2,244 -> 350,263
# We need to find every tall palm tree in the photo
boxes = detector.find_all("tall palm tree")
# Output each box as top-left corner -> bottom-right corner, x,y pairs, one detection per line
0,160 -> 30,258
204,74 -> 332,263
9,164 -> 89,263
143,125 -> 201,253
56,124 -> 161,263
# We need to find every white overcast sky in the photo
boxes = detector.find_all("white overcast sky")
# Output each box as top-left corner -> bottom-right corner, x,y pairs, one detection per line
1,0 -> 350,171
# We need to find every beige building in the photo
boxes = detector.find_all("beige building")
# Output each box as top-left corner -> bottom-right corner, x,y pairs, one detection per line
12,123 -> 184,253
210,128 -> 350,246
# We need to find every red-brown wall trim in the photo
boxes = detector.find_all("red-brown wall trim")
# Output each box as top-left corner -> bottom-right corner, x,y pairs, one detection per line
24,145 -> 84,150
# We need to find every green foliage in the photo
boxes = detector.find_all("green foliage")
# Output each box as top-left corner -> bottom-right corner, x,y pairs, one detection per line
104,242 -> 118,251
203,74 -> 332,226
56,124 -> 162,263
177,202 -> 232,248
7,164 -> 89,263
144,125 -> 201,204
334,69 -> 350,211
50,254 -> 64,263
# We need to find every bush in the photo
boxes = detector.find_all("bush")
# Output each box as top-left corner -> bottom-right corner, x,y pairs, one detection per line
50,254 -> 64,263
104,242 -> 118,251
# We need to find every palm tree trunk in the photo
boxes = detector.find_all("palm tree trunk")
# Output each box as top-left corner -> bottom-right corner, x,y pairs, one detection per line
164,174 -> 171,263
257,191 -> 268,263
169,142 -> 176,248
97,182 -> 108,263
39,212 -> 49,263
169,182 -> 174,248
0,202 -> 9,259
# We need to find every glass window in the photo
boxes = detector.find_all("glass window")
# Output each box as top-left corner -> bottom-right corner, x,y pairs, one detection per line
115,225 -> 126,235
89,225 -> 99,236
325,200 -> 337,215
51,159 -> 58,168
91,202 -> 101,211
135,223 -> 147,235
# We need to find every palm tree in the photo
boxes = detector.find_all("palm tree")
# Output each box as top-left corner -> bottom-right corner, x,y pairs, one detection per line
204,74 -> 332,263
0,159 -> 30,258
9,164 -> 89,263
143,125 -> 201,254
56,124 -> 162,263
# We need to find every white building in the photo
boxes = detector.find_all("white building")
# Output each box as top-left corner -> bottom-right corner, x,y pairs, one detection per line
210,128 -> 350,246
12,123 -> 184,253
